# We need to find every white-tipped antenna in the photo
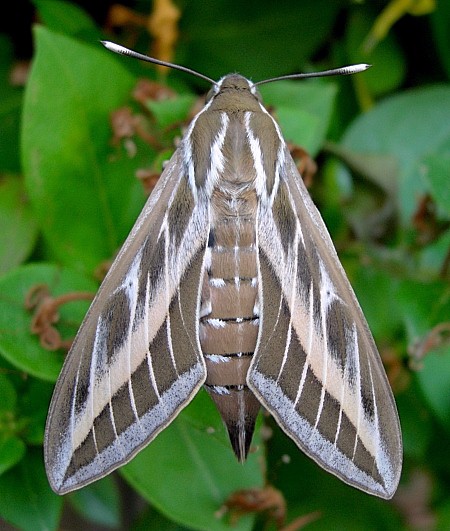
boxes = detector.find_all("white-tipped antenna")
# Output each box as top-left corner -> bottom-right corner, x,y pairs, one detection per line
101,41 -> 216,85
102,41 -> 370,87
255,63 -> 371,86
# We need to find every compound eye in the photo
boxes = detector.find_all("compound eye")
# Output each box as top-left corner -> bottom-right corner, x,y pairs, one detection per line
205,84 -> 219,102
250,84 -> 262,102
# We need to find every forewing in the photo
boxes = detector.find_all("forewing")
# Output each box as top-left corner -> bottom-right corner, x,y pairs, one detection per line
45,150 -> 208,494
248,154 -> 402,499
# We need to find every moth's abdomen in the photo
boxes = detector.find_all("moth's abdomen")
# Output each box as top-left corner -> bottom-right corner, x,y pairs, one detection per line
199,211 -> 261,461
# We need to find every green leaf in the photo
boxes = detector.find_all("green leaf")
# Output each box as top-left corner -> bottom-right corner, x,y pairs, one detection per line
19,379 -> 54,445
350,262 -> 401,340
416,349 -> 450,433
396,278 -> 450,431
419,228 -> 450,276
34,0 -> 99,37
260,82 -> 337,155
430,0 -> 450,80
345,8 -> 406,96
0,373 -> 17,411
146,94 -> 196,129
181,0 -> 341,81
0,35 -> 23,173
0,436 -> 26,476
121,391 -> 263,530
134,506 -> 191,531
395,382 -> 432,461
340,86 -> 450,224
22,26 -> 148,273
396,280 -> 450,341
69,476 -> 121,528
0,175 -> 38,274
0,263 -> 97,381
423,151 -> 450,217
437,499 -> 450,531
267,423 -> 402,530
0,448 -> 62,531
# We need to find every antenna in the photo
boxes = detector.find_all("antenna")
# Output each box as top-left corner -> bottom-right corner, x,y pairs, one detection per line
101,41 -> 370,87
101,41 -> 216,85
255,63 -> 371,86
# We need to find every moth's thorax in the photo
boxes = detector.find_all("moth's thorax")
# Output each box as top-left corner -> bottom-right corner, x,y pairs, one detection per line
186,91 -> 284,201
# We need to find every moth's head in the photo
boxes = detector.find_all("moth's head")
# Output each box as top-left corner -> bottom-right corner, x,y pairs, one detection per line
206,74 -> 262,111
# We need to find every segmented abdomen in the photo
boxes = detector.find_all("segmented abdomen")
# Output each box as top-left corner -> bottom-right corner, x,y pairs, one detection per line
199,208 -> 261,461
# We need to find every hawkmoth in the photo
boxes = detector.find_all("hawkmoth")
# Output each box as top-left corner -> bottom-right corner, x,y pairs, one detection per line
44,42 -> 402,499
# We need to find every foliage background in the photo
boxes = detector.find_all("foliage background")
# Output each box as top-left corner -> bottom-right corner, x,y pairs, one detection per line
1,0 -> 450,529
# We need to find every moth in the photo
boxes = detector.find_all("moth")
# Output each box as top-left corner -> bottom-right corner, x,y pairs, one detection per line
45,42 -> 402,499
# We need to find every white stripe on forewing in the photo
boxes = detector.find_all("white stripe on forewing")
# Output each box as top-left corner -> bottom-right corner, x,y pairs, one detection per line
164,220 -> 179,376
294,281 -> 314,407
314,257 -> 336,430
334,325 -> 350,446
142,270 -> 160,400
245,112 -> 266,197
70,362 -> 80,455
124,257 -> 142,425
183,97 -> 214,199
276,222 -> 300,382
89,319 -> 101,453
365,345 -> 381,463
352,323 -> 362,460
257,101 -> 284,203
204,112 -> 228,197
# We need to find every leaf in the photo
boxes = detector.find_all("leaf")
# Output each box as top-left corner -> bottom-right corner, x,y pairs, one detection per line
437,499 -> 450,531
69,476 -> 121,528
339,85 -> 450,224
0,437 -> 26,476
0,448 -> 62,531
423,151 -> 450,217
0,35 -> 22,173
146,94 -> 196,129
34,0 -> 99,37
181,0 -> 341,81
0,175 -> 38,274
345,9 -> 406,96
395,382 -> 432,461
416,348 -> 450,434
396,279 -> 450,431
134,506 -> 192,531
419,228 -> 450,276
260,82 -> 337,156
0,373 -> 17,411
430,0 -> 450,80
0,263 -> 97,381
19,379 -> 54,445
121,391 -> 263,530
396,280 -> 450,341
350,263 -> 401,340
266,422 -> 402,530
22,26 -> 149,273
